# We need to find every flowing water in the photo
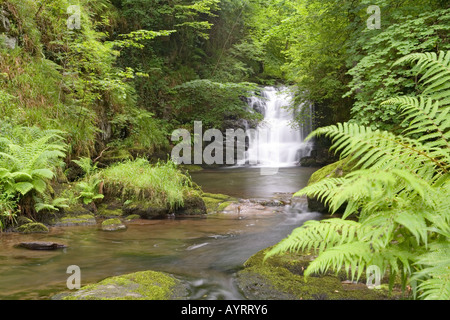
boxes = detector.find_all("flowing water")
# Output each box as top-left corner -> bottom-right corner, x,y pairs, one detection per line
0,87 -> 321,300
245,86 -> 313,167
0,167 -> 320,300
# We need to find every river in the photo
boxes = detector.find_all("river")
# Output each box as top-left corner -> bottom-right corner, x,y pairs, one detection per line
0,166 -> 320,300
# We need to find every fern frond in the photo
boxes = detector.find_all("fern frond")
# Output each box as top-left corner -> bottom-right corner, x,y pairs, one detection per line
265,219 -> 364,259
412,242 -> 450,300
309,122 -> 449,180
382,96 -> 450,153
394,51 -> 450,104
304,242 -> 373,281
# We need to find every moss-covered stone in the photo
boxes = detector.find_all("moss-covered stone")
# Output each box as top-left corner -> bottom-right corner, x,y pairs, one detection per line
97,203 -> 124,218
61,270 -> 187,300
101,218 -> 126,231
124,214 -> 140,221
217,201 -> 234,211
201,193 -> 238,213
16,222 -> 49,234
54,214 -> 97,227
236,247 -> 402,300
174,190 -> 207,216
123,200 -> 169,219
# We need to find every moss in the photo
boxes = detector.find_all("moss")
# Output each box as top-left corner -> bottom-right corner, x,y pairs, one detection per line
123,200 -> 169,219
101,218 -> 126,231
16,222 -> 49,234
308,156 -> 357,185
124,214 -> 140,221
97,204 -> 123,218
175,189 -> 207,216
55,214 -> 96,227
201,193 -> 238,213
237,247 -> 401,300
62,270 -> 187,300
202,193 -> 233,201
102,218 -> 122,226
179,164 -> 204,172
217,201 -> 233,211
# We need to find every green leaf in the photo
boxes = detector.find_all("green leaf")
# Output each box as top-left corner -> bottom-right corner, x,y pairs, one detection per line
14,182 -> 34,195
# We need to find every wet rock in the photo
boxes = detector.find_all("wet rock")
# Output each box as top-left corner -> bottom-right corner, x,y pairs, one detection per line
122,200 -> 170,219
54,214 -> 97,227
124,214 -> 140,221
97,202 -> 124,218
201,193 -> 238,214
57,270 -> 188,300
16,222 -> 49,234
175,190 -> 207,216
236,247 -> 401,300
17,242 -> 67,250
101,218 -> 126,231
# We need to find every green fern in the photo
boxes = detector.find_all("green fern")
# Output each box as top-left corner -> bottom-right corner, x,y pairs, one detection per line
267,51 -> 450,300
0,126 -> 67,218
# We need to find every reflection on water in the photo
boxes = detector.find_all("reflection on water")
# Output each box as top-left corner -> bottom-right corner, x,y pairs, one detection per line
0,167 -> 320,300
190,166 -> 318,199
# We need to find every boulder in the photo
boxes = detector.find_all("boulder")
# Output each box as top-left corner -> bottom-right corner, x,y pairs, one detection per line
122,201 -> 169,219
16,222 -> 49,234
236,247 -> 401,300
53,214 -> 97,227
58,270 -> 188,300
175,190 -> 207,216
101,218 -> 126,231
17,242 -> 67,250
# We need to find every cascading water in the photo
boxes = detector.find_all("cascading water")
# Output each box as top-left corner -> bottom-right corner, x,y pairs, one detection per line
245,86 -> 313,167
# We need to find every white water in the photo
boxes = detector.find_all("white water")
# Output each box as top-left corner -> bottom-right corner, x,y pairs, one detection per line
245,86 -> 313,167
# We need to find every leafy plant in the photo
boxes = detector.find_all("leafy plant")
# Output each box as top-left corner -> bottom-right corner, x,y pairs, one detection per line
0,126 -> 68,218
266,51 -> 450,300
72,157 -> 104,206
96,158 -> 192,210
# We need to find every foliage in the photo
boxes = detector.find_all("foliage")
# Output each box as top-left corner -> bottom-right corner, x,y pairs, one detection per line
72,157 -> 105,205
266,51 -> 450,300
172,79 -> 261,129
0,125 -> 68,220
107,108 -> 170,153
345,8 -> 450,132
96,158 -> 193,210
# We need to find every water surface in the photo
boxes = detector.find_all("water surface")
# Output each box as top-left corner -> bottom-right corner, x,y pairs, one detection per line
0,167 -> 319,300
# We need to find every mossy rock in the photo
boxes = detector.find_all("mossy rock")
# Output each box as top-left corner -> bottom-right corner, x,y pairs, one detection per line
16,222 -> 49,234
54,214 -> 97,227
123,200 -> 169,219
236,247 -> 402,300
124,214 -> 140,221
201,193 -> 238,213
61,270 -> 187,300
61,203 -> 92,217
101,218 -> 126,231
97,203 -> 124,218
175,190 -> 207,216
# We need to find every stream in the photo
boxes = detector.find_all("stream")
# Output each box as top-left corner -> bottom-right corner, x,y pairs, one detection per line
0,166 -> 320,300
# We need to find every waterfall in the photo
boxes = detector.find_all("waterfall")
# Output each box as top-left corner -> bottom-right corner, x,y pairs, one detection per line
245,86 -> 313,167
